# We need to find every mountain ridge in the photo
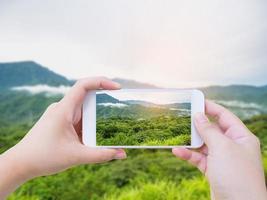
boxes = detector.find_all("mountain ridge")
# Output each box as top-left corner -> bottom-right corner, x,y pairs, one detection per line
0,61 -> 72,90
1,61 -> 267,106
1,61 -> 266,89
0,61 -> 266,122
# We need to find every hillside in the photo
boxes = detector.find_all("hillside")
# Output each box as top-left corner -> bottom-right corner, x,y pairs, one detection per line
201,85 -> 267,105
112,78 -> 159,89
0,61 -> 267,121
0,61 -> 72,90
96,93 -> 121,104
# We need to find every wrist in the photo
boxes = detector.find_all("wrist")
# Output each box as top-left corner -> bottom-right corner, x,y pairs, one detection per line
212,183 -> 267,200
0,147 -> 32,198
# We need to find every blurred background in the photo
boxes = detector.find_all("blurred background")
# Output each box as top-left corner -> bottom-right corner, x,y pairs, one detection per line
0,0 -> 267,199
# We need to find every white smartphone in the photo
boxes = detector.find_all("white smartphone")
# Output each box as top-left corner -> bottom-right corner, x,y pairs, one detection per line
83,89 -> 204,148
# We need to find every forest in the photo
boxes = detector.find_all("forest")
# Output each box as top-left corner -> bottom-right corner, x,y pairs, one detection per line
97,115 -> 191,146
96,93 -> 191,146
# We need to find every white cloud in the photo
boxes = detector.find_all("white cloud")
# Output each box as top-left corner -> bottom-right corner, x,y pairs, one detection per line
215,100 -> 265,110
98,103 -> 128,108
11,85 -> 70,95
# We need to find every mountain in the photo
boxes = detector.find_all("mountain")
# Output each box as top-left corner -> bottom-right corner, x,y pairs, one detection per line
124,100 -> 190,110
0,61 -> 158,90
164,103 -> 191,110
112,78 -> 159,89
0,60 -> 267,121
201,85 -> 267,105
0,61 -> 72,90
96,93 -> 120,104
124,100 -> 157,107
0,92 -> 62,124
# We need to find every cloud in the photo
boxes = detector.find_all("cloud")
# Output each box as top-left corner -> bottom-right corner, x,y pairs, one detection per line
11,85 -> 70,95
215,100 -> 265,110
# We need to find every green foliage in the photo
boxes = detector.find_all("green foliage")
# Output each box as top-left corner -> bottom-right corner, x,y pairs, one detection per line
0,123 -> 30,153
3,114 -> 267,199
97,116 -> 190,146
0,92 -> 61,124
245,115 -> 267,152
7,151 -> 201,200
106,178 -> 209,200
145,134 -> 190,146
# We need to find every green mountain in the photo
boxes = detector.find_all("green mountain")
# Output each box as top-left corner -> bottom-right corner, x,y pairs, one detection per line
0,61 -> 72,90
96,93 -> 121,104
112,78 -> 159,88
201,85 -> 267,105
96,93 -> 191,120
0,61 -> 267,123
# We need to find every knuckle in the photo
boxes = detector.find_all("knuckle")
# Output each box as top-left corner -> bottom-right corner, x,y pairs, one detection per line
97,152 -> 114,162
200,123 -> 216,133
75,79 -> 85,87
95,76 -> 108,80
251,135 -> 261,147
100,154 -> 113,162
46,102 -> 59,112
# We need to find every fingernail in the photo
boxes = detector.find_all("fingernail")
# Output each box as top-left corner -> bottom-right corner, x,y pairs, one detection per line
114,150 -> 127,160
113,82 -> 121,88
195,112 -> 208,124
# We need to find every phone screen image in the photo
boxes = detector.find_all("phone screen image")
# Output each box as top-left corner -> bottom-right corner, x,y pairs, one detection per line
96,90 -> 191,146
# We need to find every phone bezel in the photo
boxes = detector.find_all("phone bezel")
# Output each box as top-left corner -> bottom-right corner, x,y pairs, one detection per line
82,89 -> 204,149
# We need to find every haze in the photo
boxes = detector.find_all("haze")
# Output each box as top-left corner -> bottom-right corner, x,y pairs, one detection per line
100,91 -> 191,104
0,0 -> 267,87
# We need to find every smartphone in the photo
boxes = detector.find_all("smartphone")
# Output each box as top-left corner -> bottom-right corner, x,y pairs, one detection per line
83,89 -> 204,148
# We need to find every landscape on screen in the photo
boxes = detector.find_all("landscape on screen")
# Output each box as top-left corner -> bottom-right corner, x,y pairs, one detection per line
96,92 -> 191,146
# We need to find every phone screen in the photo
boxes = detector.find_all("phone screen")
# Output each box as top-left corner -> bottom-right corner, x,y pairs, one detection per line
96,90 -> 191,146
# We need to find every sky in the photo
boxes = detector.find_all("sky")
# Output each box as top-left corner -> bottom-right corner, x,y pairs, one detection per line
98,91 -> 191,104
0,0 -> 267,87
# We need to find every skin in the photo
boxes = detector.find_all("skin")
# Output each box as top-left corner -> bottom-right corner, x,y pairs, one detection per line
172,100 -> 267,200
0,77 -> 266,199
0,77 -> 127,199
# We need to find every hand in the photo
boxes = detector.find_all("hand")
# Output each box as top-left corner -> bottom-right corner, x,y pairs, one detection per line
0,77 -> 127,199
172,100 -> 267,200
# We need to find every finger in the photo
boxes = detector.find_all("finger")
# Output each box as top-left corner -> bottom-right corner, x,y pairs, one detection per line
172,148 -> 207,173
205,100 -> 246,131
194,112 -> 226,148
78,147 -> 127,164
62,77 -> 121,111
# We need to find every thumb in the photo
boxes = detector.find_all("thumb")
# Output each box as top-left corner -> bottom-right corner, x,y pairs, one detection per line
194,112 -> 226,148
78,147 -> 127,164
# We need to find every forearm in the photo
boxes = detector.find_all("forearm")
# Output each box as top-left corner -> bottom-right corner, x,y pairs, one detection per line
209,170 -> 267,200
0,148 -> 30,199
211,184 -> 267,200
